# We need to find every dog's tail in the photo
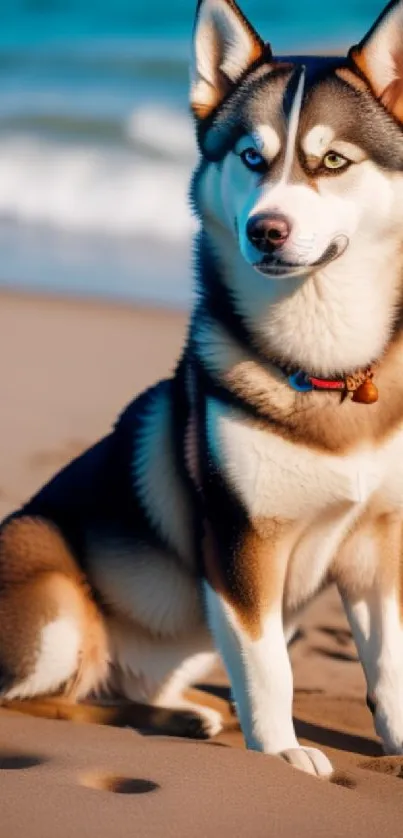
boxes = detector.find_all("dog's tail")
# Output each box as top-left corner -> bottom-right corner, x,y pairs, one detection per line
2,698 -> 206,738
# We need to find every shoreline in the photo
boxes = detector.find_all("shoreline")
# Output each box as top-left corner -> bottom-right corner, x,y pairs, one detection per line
0,284 -> 187,317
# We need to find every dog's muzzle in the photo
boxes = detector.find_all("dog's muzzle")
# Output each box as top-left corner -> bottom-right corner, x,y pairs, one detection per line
246,212 -> 292,254
253,234 -> 349,278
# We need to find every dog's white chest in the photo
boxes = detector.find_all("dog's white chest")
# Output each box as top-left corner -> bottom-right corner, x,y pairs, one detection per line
206,398 -> 403,521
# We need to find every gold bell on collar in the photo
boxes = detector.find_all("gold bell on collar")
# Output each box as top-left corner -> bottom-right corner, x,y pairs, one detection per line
351,373 -> 379,405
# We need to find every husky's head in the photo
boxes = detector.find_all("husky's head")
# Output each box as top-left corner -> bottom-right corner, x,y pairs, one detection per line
190,0 -> 403,376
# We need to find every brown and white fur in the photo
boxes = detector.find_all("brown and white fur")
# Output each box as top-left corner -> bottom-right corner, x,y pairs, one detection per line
2,0 -> 403,776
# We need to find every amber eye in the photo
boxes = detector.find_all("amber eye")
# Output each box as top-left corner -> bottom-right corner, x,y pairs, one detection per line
323,151 -> 350,171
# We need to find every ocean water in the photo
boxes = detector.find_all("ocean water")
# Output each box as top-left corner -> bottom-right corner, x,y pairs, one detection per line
0,1 -> 385,306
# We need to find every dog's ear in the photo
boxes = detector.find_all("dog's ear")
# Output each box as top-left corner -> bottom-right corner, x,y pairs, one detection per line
190,0 -> 266,120
350,1 -> 403,121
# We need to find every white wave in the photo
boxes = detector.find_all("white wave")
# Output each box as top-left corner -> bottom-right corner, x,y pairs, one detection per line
0,135 -> 196,240
126,104 -> 196,159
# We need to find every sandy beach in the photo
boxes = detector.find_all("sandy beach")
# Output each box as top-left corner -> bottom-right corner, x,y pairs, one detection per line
1,290 -> 403,837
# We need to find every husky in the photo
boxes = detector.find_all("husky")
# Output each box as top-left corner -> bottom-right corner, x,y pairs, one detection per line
4,0 -> 403,777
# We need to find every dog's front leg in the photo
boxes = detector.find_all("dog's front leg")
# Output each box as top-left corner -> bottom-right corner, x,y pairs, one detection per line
338,514 -> 403,755
202,525 -> 332,777
340,580 -> 403,750
342,587 -> 403,754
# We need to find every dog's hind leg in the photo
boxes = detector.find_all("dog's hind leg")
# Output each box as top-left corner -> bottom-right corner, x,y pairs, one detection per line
110,619 -> 223,739
0,516 -> 108,704
153,648 -> 223,738
3,696 -> 221,739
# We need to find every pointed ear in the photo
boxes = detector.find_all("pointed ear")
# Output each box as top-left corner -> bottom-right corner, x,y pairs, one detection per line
350,1 -> 403,121
190,0 -> 267,120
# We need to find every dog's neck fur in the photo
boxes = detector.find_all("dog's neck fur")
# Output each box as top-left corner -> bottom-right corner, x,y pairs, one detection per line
198,219 -> 403,379
187,219 -> 403,452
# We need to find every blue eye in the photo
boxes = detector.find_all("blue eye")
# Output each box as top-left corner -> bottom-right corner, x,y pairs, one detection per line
240,148 -> 267,173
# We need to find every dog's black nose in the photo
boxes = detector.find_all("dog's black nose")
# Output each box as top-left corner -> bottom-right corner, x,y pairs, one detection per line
246,213 -> 291,253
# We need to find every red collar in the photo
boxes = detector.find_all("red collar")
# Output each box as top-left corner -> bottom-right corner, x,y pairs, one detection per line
288,367 -> 378,404
309,376 -> 345,392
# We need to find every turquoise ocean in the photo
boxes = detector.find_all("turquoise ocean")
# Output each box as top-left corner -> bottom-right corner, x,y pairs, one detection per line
0,1 -> 385,306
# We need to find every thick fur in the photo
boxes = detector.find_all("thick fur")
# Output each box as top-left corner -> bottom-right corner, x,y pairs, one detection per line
3,0 -> 403,773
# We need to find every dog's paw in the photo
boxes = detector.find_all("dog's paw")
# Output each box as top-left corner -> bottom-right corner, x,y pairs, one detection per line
179,706 -> 223,740
280,747 -> 333,777
374,696 -> 403,756
380,737 -> 403,757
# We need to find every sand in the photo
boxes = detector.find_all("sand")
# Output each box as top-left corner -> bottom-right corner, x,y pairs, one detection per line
0,290 -> 402,837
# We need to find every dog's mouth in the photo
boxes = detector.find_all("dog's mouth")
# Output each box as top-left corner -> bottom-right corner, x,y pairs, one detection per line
253,236 -> 349,278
